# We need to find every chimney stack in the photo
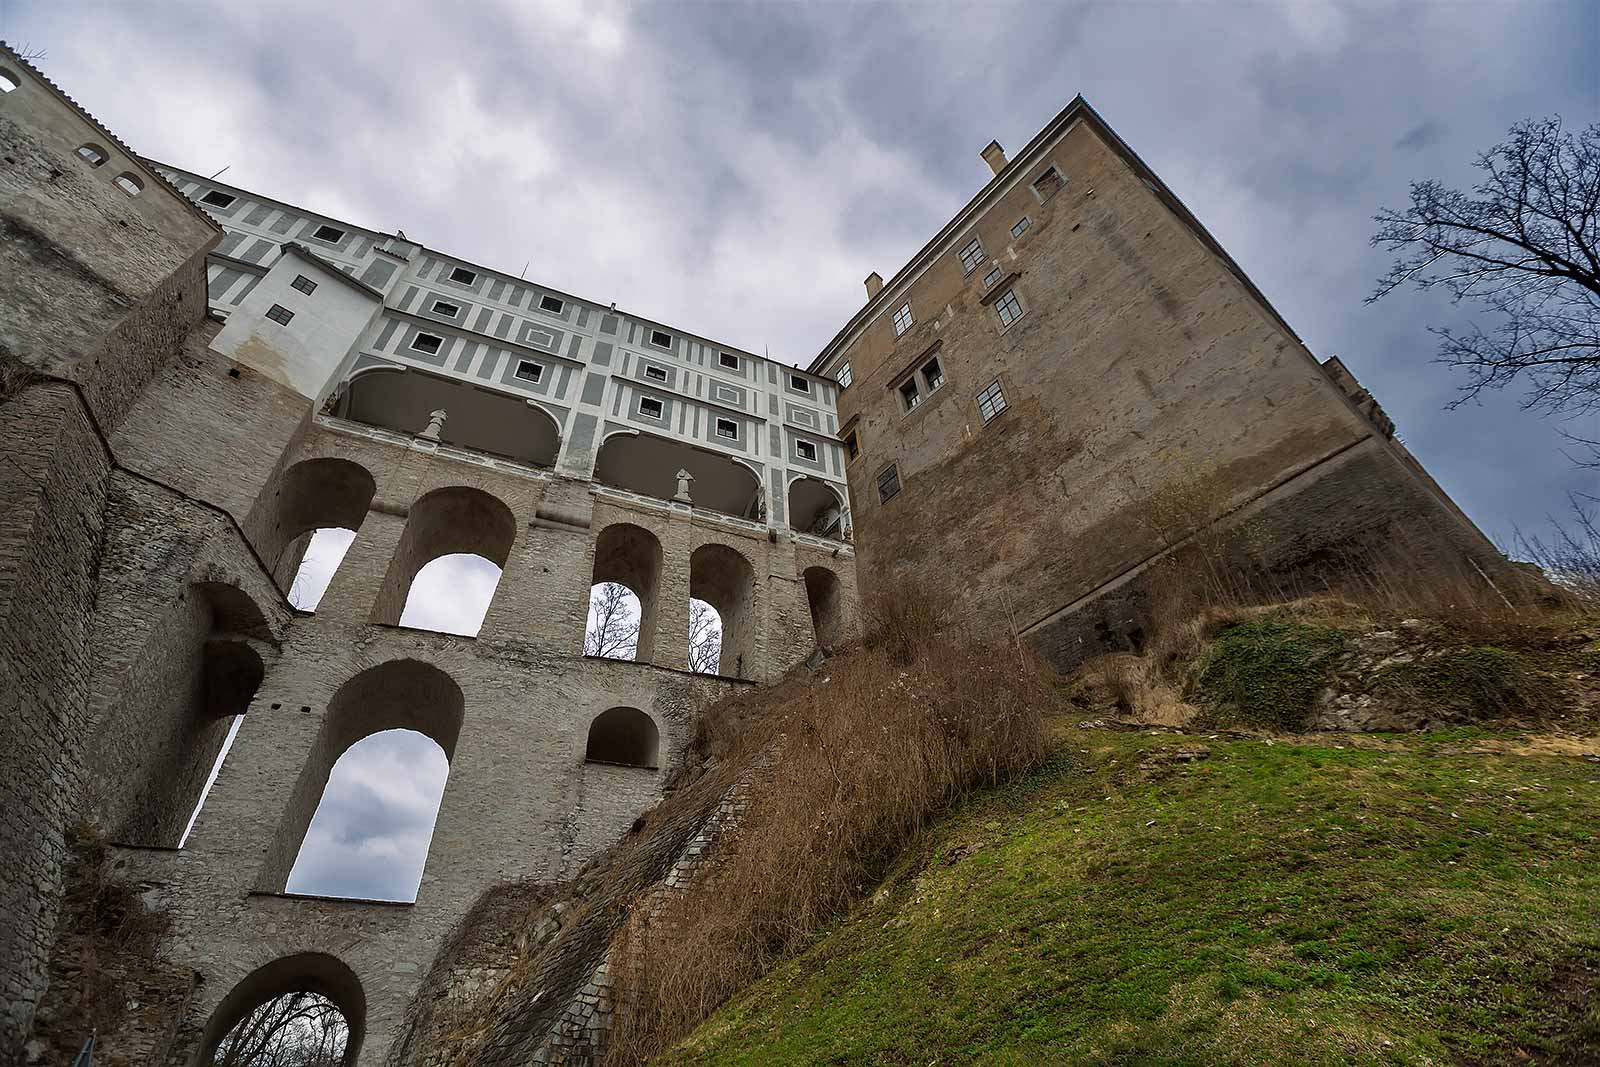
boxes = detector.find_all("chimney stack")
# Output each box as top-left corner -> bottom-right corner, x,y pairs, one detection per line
980,140 -> 1008,176
864,271 -> 884,298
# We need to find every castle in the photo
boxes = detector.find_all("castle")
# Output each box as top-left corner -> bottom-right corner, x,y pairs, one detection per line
0,43 -> 1504,1065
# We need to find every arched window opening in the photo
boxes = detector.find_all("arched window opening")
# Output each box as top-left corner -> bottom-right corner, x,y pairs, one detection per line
585,707 -> 659,769
595,429 -> 763,519
75,142 -> 109,167
337,366 -> 561,466
804,566 -> 845,650
288,527 -> 357,611
263,660 -> 464,897
688,598 -> 722,674
789,477 -> 847,540
197,953 -> 365,1067
113,171 -> 143,196
286,729 -> 449,902
249,457 -> 376,600
588,522 -> 664,661
689,543 -> 755,677
0,68 -> 18,93
373,486 -> 516,632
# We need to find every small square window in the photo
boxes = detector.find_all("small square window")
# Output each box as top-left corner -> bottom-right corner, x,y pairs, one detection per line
515,360 -> 544,383
844,431 -> 859,460
449,266 -> 478,285
995,288 -> 1024,328
1032,166 -> 1064,202
957,236 -> 984,274
638,396 -> 664,420
922,357 -> 944,392
719,352 -> 740,370
892,302 -> 914,336
265,304 -> 294,326
977,378 -> 1008,423
836,361 -> 853,390
200,190 -> 236,209
650,329 -> 673,349
794,439 -> 818,462
899,379 -> 921,412
539,295 -> 565,313
431,299 -> 460,317
877,463 -> 901,504
983,266 -> 1003,288
715,417 -> 738,440
290,275 -> 318,295
312,224 -> 345,243
411,333 -> 444,355
1011,216 -> 1032,239
790,373 -> 810,393
645,365 -> 668,382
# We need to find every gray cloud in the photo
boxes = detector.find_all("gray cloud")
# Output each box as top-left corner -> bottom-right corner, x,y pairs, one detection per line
1394,119 -> 1447,152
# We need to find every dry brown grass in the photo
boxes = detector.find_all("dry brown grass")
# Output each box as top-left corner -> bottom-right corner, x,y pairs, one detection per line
599,580 -> 1054,1065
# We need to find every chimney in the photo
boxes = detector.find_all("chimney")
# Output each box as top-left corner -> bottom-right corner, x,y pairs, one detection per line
980,140 -> 1008,176
864,271 -> 884,298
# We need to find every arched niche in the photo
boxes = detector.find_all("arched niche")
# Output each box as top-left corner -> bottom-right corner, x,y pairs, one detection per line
690,542 -> 757,678
260,659 -> 465,892
584,707 -> 660,769
372,485 -> 517,629
194,952 -> 365,1067
589,522 -> 664,661
250,457 -> 376,593
595,428 -> 764,519
339,365 -> 562,466
803,565 -> 845,650
789,476 -> 847,539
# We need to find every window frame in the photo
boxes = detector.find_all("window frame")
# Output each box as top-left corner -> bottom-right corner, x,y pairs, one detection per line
994,287 -> 1025,329
649,329 -> 674,349
921,356 -> 945,393
891,302 -> 914,337
411,332 -> 444,355
957,236 -> 984,275
76,143 -> 109,167
514,359 -> 545,384
448,266 -> 478,286
637,395 -> 664,420
290,275 -> 318,296
265,304 -> 295,326
1011,216 -> 1032,239
311,223 -> 345,243
843,430 -> 859,461
789,373 -> 811,394
898,378 -> 922,413
200,189 -> 236,209
718,351 -> 741,370
430,299 -> 461,318
793,438 -> 818,463
982,265 -> 1003,289
539,294 -> 565,314
835,361 -> 853,390
876,463 -> 901,504
1031,165 -> 1064,203
976,378 -> 1008,423
113,173 -> 143,196
715,417 -> 739,441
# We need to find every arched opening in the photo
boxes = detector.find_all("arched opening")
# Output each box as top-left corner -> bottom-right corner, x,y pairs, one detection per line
76,142 -> 109,167
0,68 -> 18,93
264,660 -> 464,897
588,523 -> 664,661
688,598 -> 723,674
789,476 -> 847,540
250,457 -> 376,603
584,707 -> 659,769
595,429 -> 764,519
113,171 -> 144,196
196,952 -> 365,1067
373,486 -> 516,633
803,566 -> 845,650
690,543 -> 756,678
337,366 -> 561,466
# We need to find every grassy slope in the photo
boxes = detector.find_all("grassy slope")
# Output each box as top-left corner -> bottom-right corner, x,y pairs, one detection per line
667,726 -> 1600,1066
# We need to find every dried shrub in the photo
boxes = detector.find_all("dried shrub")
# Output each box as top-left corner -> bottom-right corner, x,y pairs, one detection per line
1515,495 -> 1600,613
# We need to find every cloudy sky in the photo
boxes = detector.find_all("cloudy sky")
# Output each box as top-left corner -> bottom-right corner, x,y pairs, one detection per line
16,0 -> 1594,897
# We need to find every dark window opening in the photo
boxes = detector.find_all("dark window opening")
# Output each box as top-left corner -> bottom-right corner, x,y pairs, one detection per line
431,299 -> 460,317
719,352 -> 740,370
638,396 -> 663,419
922,357 -> 944,392
515,360 -> 544,383
649,329 -> 673,349
411,333 -> 444,355
790,373 -> 810,393
1032,166 -> 1064,202
291,275 -> 318,295
794,439 -> 818,462
844,431 -> 859,460
877,463 -> 901,504
899,379 -> 921,412
715,418 -> 738,440
449,266 -> 477,285
539,294 -> 565,313
645,365 -> 668,382
265,304 -> 295,326
201,190 -> 237,208
312,224 -> 345,243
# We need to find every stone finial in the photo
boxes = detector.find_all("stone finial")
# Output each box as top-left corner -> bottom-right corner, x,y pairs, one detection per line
673,468 -> 695,503
419,408 -> 447,441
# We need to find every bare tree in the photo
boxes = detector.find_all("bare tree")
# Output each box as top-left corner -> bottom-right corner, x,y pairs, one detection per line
688,598 -> 722,674
584,581 -> 640,660
1369,117 -> 1600,414
213,991 -> 348,1067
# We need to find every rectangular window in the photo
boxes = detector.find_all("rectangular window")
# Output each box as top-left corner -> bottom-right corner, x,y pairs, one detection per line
794,439 -> 818,462
539,294 -> 564,313
201,190 -> 236,209
790,373 -> 810,393
877,463 -> 901,503
995,288 -> 1024,328
1011,216 -> 1032,239
1032,166 -> 1064,202
449,266 -> 478,285
515,360 -> 544,383
431,299 -> 460,317
638,396 -> 663,419
922,357 -> 944,392
291,274 -> 318,295
957,236 -> 984,274
982,266 -> 1003,288
977,379 -> 1008,423
715,417 -> 738,440
265,304 -> 294,326
649,329 -> 673,349
836,361 -> 853,389
645,365 -> 668,382
899,378 -> 921,412
312,224 -> 345,243
719,351 -> 740,370
411,332 -> 443,355
844,430 -> 859,460
892,302 -> 914,336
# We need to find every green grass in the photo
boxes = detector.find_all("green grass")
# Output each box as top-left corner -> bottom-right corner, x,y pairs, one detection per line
1192,618 -> 1350,729
666,727 -> 1600,1066
1373,647 -> 1551,720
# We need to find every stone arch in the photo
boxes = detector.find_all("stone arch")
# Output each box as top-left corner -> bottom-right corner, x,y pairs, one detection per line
251,457 -> 377,592
595,428 -> 764,519
193,951 -> 366,1067
803,565 -> 845,650
261,659 -> 465,892
788,475 -> 847,538
584,706 -> 660,769
589,522 -> 664,661
372,485 -> 517,628
340,365 -> 561,466
690,542 -> 757,678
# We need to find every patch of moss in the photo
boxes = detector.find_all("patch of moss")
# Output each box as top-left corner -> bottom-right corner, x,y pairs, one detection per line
1374,646 -> 1550,720
1191,617 -> 1350,730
